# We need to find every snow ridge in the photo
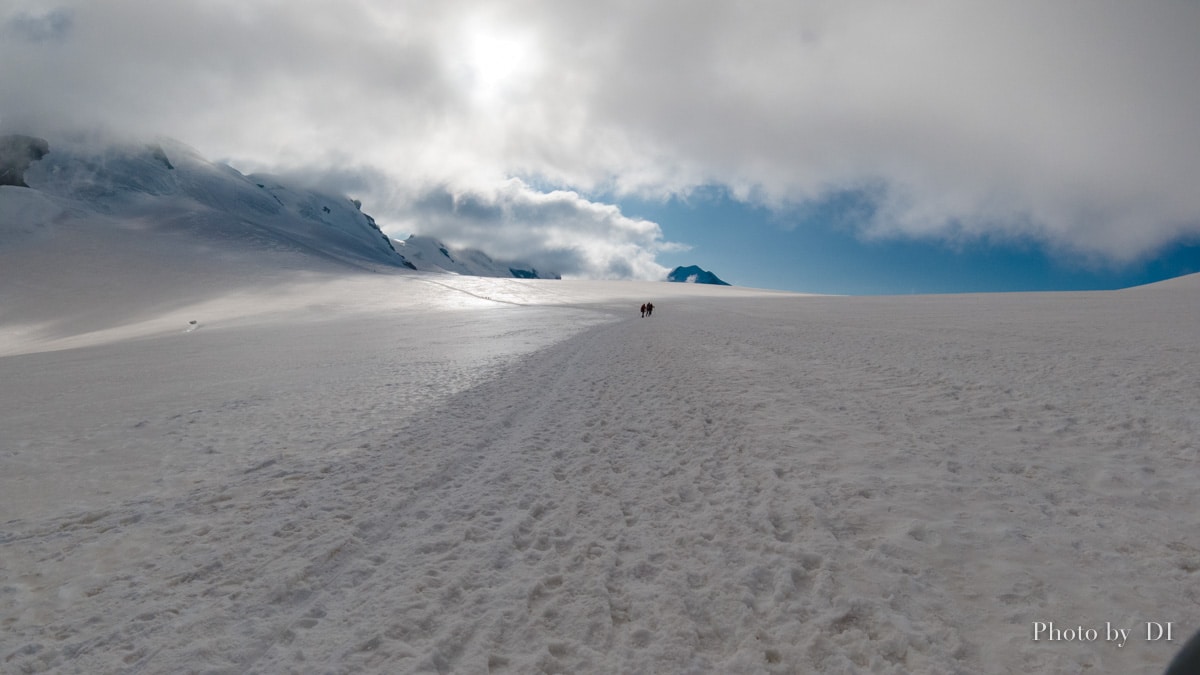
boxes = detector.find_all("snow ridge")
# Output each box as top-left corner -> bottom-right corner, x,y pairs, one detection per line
2,134 -> 563,281
4,135 -> 411,271
396,234 -> 560,279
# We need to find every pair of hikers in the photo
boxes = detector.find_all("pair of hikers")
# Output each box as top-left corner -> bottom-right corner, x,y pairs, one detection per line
639,302 -> 655,318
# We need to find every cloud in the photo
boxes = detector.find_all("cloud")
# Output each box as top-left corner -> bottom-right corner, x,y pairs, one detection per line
3,7 -> 73,42
2,1 -> 1199,266
403,179 -> 680,279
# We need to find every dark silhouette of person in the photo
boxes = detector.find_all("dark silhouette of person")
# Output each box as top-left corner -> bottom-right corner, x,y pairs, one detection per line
640,303 -> 646,317
646,302 -> 654,316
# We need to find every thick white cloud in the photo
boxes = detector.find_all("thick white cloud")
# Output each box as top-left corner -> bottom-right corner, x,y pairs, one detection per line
402,179 -> 681,279
3,0 -> 1199,269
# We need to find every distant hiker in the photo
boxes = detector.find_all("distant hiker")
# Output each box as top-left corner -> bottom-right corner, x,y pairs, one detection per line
646,302 -> 654,316
640,303 -> 646,318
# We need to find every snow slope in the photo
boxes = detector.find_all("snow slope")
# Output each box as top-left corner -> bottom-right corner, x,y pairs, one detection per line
0,135 -> 426,355
396,234 -> 560,279
3,266 -> 1200,673
14,136 -> 406,271
0,134 -> 569,358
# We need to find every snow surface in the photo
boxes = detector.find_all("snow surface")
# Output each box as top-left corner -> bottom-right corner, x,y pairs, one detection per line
4,269 -> 1200,673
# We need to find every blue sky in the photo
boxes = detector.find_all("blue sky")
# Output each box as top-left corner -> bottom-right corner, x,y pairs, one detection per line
5,1 -> 1200,294
619,190 -> 1200,295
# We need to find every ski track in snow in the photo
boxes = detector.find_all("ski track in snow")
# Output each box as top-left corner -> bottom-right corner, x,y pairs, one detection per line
3,287 -> 1200,673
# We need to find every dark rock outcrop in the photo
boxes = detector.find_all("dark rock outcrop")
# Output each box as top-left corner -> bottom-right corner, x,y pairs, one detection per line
0,135 -> 50,187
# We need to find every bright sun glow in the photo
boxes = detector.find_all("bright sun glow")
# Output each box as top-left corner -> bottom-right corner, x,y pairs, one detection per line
461,21 -> 539,100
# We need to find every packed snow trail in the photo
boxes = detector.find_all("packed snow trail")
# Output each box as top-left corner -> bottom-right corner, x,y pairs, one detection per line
4,288 -> 1199,673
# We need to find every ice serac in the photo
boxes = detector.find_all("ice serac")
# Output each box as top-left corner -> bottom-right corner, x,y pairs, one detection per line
666,264 -> 731,286
395,234 -> 561,279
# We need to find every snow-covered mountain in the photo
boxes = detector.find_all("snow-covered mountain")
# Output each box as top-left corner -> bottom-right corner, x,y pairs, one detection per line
1,134 -> 410,271
395,234 -> 560,279
0,134 -> 560,280
0,134 -> 569,349
666,264 -> 731,286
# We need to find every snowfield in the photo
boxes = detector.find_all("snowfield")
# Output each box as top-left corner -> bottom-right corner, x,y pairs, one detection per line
3,269 -> 1199,674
